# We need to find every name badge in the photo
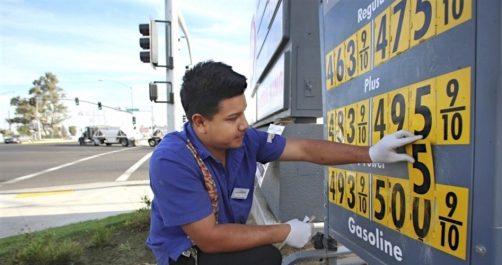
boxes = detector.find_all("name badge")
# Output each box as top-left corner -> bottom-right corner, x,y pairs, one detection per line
231,188 -> 250,200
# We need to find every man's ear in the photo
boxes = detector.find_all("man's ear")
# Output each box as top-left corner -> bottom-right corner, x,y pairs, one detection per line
192,114 -> 207,134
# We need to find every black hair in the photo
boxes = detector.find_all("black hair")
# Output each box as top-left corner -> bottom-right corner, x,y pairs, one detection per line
180,61 -> 247,122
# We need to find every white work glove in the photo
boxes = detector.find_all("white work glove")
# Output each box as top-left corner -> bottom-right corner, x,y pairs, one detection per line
284,218 -> 313,248
369,130 -> 422,163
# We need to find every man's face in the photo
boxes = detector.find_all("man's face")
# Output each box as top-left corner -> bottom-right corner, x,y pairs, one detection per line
202,94 -> 249,151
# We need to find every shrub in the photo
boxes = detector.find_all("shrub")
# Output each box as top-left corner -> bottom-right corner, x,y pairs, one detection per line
88,226 -> 112,248
12,238 -> 82,265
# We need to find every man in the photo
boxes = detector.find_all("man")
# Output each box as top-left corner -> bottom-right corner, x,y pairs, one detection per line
147,61 -> 421,265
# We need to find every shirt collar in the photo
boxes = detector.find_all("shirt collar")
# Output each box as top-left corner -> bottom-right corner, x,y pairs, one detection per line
183,122 -> 212,160
183,122 -> 247,163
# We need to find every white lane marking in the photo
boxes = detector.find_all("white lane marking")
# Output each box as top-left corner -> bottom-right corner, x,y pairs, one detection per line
115,152 -> 152,182
1,148 -> 137,185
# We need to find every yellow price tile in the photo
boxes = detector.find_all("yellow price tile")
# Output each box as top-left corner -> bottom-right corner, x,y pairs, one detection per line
356,172 -> 370,219
436,67 -> 471,145
387,176 -> 413,237
356,23 -> 371,75
410,0 -> 436,48
328,167 -> 337,204
355,99 -> 370,146
388,86 -> 410,134
406,140 -> 436,200
430,184 -> 469,260
326,109 -> 337,142
410,196 -> 435,241
345,171 -> 358,213
374,8 -> 391,67
390,0 -> 411,58
344,103 -> 358,145
372,93 -> 388,144
335,107 -> 346,143
335,169 -> 347,208
325,50 -> 336,90
372,175 -> 390,227
437,0 -> 472,35
409,77 -> 436,143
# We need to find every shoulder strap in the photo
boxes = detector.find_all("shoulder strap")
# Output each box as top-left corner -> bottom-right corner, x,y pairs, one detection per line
185,139 -> 219,222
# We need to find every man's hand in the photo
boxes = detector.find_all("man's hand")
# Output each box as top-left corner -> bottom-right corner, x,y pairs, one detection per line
283,218 -> 313,248
369,130 -> 422,163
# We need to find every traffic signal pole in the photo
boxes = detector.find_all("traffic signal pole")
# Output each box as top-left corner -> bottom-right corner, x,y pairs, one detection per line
165,0 -> 175,132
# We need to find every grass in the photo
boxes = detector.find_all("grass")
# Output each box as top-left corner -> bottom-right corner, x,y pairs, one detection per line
0,195 -> 322,265
0,208 -> 156,265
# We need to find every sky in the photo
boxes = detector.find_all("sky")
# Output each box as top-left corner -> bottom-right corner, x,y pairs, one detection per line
0,0 -> 255,133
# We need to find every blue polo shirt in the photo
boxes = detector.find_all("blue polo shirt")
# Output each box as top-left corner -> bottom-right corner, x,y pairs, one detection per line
146,123 -> 286,265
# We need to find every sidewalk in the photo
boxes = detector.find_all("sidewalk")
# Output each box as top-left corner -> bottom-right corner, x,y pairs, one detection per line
0,180 -> 152,238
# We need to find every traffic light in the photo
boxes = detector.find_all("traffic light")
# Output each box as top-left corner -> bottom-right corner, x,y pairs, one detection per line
132,116 -> 136,125
98,102 -> 102,110
138,20 -> 158,66
149,82 -> 158,102
29,97 -> 37,106
75,97 -> 79,106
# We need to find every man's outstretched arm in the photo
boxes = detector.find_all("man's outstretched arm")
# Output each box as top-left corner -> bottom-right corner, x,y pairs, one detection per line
279,130 -> 422,164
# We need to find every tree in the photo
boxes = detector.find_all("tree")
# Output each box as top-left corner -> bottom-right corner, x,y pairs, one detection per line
8,72 -> 69,138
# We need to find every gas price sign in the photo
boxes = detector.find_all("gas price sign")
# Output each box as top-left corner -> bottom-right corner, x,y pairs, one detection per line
322,0 -> 476,264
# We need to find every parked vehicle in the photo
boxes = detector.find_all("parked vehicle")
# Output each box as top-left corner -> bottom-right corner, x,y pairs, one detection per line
148,129 -> 165,147
78,126 -> 135,147
4,135 -> 21,144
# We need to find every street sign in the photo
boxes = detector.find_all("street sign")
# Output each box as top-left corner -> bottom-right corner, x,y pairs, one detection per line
126,108 -> 139,112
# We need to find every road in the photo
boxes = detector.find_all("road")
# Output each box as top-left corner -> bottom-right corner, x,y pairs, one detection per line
0,142 -> 154,238
0,143 -> 152,191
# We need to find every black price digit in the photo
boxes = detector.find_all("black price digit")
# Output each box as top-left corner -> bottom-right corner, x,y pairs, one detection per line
414,0 -> 432,40
374,98 -> 386,140
391,93 -> 406,131
374,179 -> 386,221
326,53 -> 335,87
447,79 -> 459,106
392,0 -> 407,53
391,183 -> 406,229
446,191 -> 458,217
411,143 -> 431,195
376,13 -> 388,61
336,46 -> 344,82
337,172 -> 345,204
347,173 -> 356,209
347,107 -> 355,143
337,110 -> 345,142
328,112 -> 335,142
442,113 -> 463,141
414,85 -> 432,138
347,39 -> 356,77
440,222 -> 460,250
443,0 -> 465,25
329,170 -> 336,201
412,197 -> 432,239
